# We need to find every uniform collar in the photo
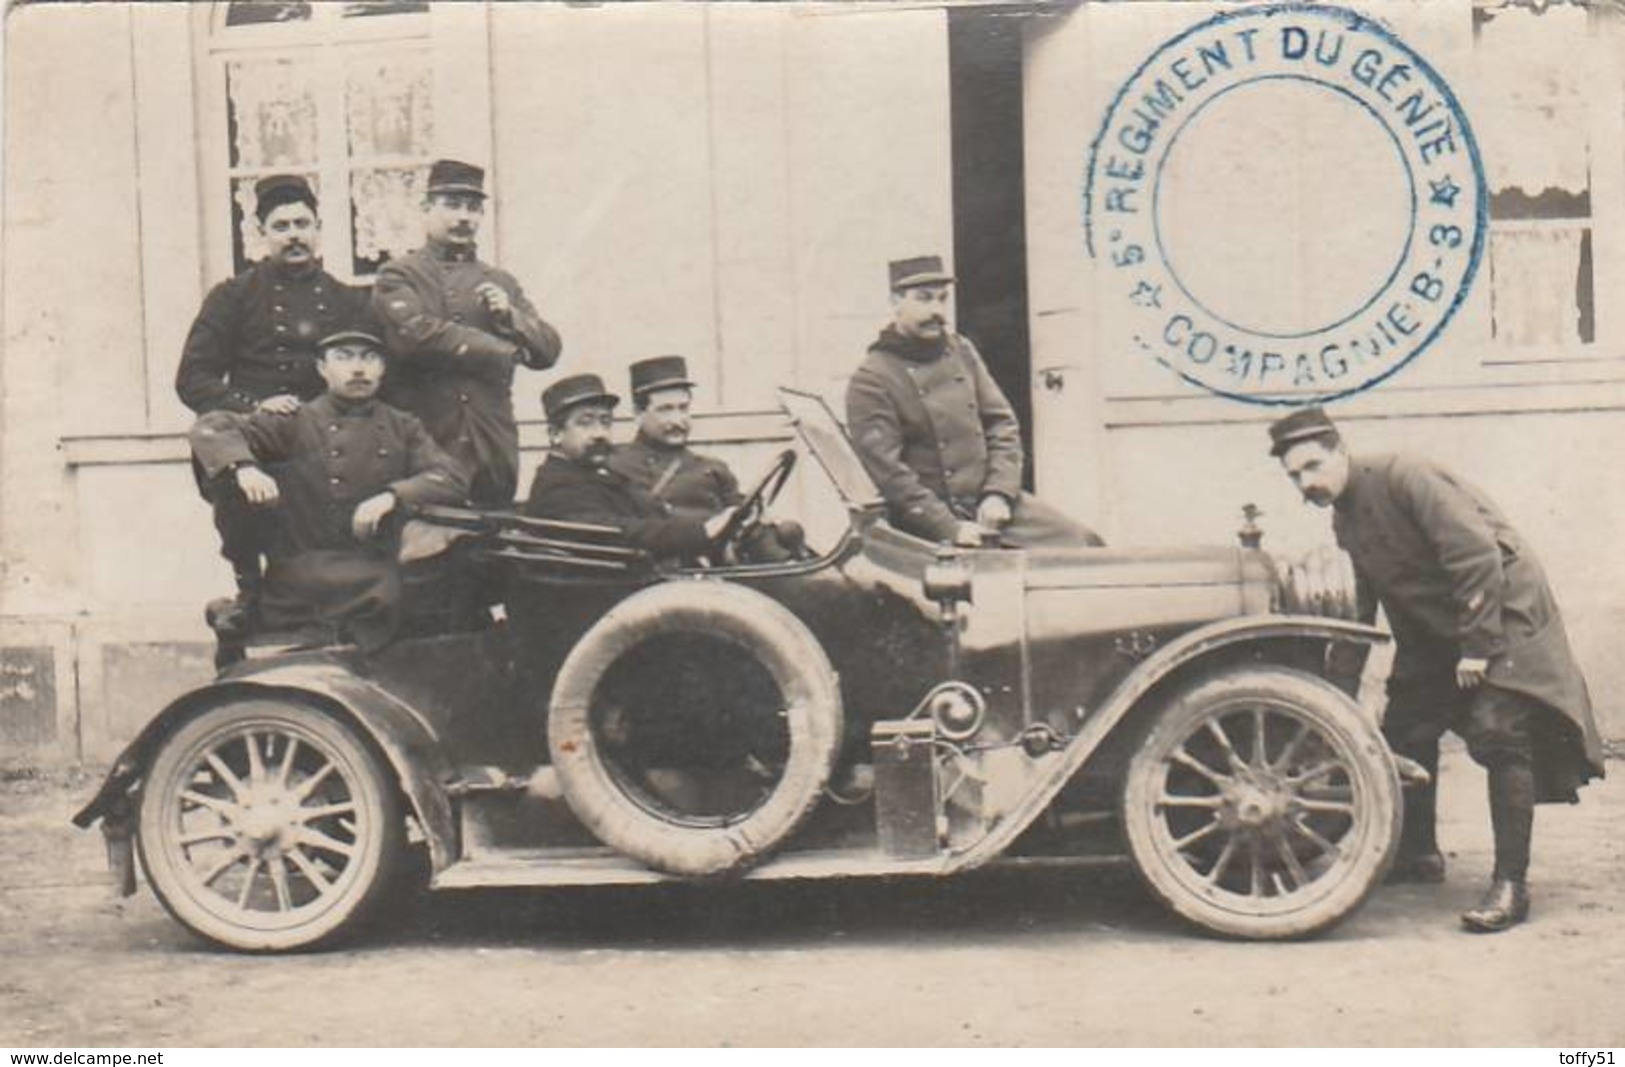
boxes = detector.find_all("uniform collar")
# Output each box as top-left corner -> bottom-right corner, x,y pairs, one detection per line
315,392 -> 379,417
1333,454 -> 1374,511
632,430 -> 686,455
427,240 -> 478,264
873,325 -> 949,364
265,258 -> 322,283
550,449 -> 615,475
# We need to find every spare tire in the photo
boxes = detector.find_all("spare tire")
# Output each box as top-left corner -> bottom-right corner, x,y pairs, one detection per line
547,580 -> 843,876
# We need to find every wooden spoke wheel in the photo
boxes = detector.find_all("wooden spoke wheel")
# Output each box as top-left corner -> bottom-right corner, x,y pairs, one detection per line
1122,667 -> 1400,939
137,699 -> 402,952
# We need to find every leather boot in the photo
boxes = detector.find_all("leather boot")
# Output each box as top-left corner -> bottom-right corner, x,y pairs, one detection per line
1386,849 -> 1446,884
1461,877 -> 1530,933
1462,763 -> 1535,932
1387,749 -> 1444,883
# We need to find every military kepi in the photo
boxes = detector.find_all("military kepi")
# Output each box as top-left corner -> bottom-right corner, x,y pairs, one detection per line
426,158 -> 487,198
629,355 -> 695,398
889,254 -> 955,291
544,373 -> 619,422
254,174 -> 317,221
1268,406 -> 1340,457
317,329 -> 384,352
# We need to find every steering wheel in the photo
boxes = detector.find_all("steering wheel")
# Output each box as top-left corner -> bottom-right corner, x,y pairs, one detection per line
707,449 -> 797,564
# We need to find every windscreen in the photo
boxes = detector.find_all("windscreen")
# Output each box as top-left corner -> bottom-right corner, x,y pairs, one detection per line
777,387 -> 882,508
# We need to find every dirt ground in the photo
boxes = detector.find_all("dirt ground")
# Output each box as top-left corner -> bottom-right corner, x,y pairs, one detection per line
2,747 -> 1621,1048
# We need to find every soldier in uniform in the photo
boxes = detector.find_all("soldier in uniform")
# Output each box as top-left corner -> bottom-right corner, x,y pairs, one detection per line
609,356 -> 742,522
190,328 -> 467,655
176,174 -> 364,627
372,159 -> 563,507
1269,407 -> 1606,932
846,255 -> 1103,549
524,374 -> 735,560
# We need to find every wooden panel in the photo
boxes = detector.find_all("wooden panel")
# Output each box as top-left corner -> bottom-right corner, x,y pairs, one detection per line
783,8 -> 954,403
706,7 -> 798,410
490,4 -> 717,422
6,6 -> 147,437
132,3 -> 207,433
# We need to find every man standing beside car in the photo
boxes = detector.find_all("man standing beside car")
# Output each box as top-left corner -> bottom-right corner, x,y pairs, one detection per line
190,327 -> 467,654
372,159 -> 562,507
846,255 -> 1103,549
1269,406 -> 1605,932
176,174 -> 365,632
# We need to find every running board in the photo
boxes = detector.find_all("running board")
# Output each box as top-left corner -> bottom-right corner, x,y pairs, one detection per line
431,846 -> 1127,889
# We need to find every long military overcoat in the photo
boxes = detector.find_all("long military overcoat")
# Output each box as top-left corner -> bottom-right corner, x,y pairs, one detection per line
1332,453 -> 1605,797
608,433 -> 742,522
177,260 -> 362,414
191,393 -> 467,646
372,243 -> 562,506
524,452 -> 709,560
845,331 -> 1023,543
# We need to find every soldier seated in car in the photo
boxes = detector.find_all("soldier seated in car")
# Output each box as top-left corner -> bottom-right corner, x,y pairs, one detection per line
189,328 -> 467,661
609,355 -> 805,562
523,373 -> 737,559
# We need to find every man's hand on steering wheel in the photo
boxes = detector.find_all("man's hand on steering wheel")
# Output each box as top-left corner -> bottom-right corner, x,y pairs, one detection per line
704,505 -> 742,542
705,449 -> 796,564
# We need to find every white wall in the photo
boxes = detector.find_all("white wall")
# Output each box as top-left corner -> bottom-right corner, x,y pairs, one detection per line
1022,2 -> 1625,734
489,3 -> 952,423
0,2 -> 956,761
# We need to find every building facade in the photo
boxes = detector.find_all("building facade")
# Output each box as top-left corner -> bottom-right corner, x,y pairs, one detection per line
2,0 -> 1621,764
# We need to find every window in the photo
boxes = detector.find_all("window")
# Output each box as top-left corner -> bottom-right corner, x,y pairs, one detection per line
1472,3 -> 1613,363
201,0 -> 463,283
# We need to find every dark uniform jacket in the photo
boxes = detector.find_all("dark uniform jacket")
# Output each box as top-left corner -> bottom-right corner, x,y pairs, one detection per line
846,328 -> 1024,543
608,433 -> 741,522
190,394 -> 467,647
372,243 -> 562,507
524,453 -> 709,561
1333,453 -> 1605,789
177,260 -> 362,414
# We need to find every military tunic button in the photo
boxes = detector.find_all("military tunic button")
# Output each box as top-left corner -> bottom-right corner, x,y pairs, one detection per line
329,424 -> 340,432
317,304 -> 328,312
329,476 -> 341,485
452,313 -> 463,323
378,448 -> 389,457
274,305 -> 286,313
458,393 -> 470,403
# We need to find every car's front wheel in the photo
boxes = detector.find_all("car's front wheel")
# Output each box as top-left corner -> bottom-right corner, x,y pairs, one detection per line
136,698 -> 403,952
1121,666 -> 1400,939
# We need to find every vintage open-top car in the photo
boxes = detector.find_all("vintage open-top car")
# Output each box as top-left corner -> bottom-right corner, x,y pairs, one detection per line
75,389 -> 1403,951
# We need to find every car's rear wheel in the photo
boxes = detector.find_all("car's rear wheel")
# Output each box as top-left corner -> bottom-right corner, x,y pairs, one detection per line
137,699 -> 403,952
1121,666 -> 1399,939
548,581 -> 843,876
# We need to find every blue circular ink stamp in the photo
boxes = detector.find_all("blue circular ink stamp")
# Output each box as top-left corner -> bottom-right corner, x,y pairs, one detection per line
1084,2 -> 1488,406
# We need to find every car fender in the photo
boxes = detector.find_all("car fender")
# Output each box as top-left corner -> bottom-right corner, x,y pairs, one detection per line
947,613 -> 1389,873
73,657 -> 460,873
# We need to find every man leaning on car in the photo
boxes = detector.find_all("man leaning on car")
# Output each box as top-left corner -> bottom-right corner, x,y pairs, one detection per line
1269,405 -> 1605,933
